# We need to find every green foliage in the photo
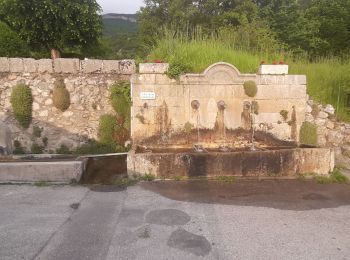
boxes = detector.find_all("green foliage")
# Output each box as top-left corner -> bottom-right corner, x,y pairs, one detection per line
53,82 -> 70,112
142,173 -> 156,182
167,61 -> 192,79
215,175 -> 235,183
10,84 -> 33,129
56,144 -> 71,154
32,126 -> 42,138
99,115 -> 117,145
110,82 -> 131,118
173,176 -> 184,181
74,140 -> 123,155
31,143 -> 44,154
184,122 -> 194,133
244,81 -> 258,97
314,169 -> 349,184
299,122 -> 318,146
0,0 -> 102,55
280,110 -> 289,121
0,21 -> 29,57
13,140 -> 25,155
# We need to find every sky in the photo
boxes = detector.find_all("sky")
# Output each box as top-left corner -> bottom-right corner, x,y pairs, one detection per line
97,0 -> 144,14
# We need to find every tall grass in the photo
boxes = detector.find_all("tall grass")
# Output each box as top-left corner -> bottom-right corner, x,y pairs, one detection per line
149,34 -> 350,121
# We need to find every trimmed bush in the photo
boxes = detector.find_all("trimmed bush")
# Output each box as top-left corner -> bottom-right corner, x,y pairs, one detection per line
10,84 -> 33,128
13,140 -> 25,155
99,114 -> 116,145
31,143 -> 44,154
244,81 -> 258,97
33,126 -> 42,138
56,144 -> 72,154
299,122 -> 318,146
53,81 -> 70,111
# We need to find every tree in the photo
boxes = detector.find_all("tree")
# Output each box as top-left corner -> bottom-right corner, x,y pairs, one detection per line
0,0 -> 102,58
0,21 -> 29,57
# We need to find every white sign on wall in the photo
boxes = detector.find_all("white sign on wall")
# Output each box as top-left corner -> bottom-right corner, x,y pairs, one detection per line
140,92 -> 156,100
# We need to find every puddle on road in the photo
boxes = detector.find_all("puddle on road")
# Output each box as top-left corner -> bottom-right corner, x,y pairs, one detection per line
146,209 -> 191,226
167,228 -> 212,256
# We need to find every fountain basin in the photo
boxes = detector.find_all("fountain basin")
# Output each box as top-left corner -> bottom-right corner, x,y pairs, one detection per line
127,148 -> 334,179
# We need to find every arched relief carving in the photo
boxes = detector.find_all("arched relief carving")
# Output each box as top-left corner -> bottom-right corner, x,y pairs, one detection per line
181,62 -> 257,85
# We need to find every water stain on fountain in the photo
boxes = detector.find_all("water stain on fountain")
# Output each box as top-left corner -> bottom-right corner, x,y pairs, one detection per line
155,101 -> 171,142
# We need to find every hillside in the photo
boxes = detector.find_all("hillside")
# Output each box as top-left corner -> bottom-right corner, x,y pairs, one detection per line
102,13 -> 138,36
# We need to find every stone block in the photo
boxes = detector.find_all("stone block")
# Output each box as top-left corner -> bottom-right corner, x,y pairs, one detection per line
23,58 -> 38,73
102,60 -> 120,73
53,58 -> 80,73
139,63 -> 169,74
0,57 -> 10,72
258,65 -> 289,75
80,59 -> 103,73
119,60 -> 136,74
9,58 -> 24,73
38,59 -> 53,73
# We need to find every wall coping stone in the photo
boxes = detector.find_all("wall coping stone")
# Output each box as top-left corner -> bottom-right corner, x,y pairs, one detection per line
0,57 -> 136,74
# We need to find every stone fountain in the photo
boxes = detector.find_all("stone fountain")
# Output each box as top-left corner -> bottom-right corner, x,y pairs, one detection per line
127,62 -> 334,178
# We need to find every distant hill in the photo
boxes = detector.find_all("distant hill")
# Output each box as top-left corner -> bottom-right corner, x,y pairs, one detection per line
102,13 -> 138,37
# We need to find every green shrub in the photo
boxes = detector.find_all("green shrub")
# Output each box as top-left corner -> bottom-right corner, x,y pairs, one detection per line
280,110 -> 289,121
13,140 -> 25,155
99,115 -> 117,145
53,81 -> 70,111
244,81 -> 258,97
215,175 -> 235,183
142,173 -> 156,181
31,143 -> 44,154
167,61 -> 192,79
299,122 -> 318,146
56,144 -> 72,154
110,82 -> 131,119
33,126 -> 42,138
10,84 -> 33,129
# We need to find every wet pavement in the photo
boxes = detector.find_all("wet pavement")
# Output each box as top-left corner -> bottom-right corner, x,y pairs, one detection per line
1,180 -> 350,260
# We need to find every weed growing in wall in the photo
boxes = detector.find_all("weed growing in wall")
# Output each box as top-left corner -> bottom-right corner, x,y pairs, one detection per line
13,140 -> 25,154
99,114 -> 117,145
31,143 -> 44,154
280,110 -> 289,121
10,83 -> 33,128
110,81 -> 131,120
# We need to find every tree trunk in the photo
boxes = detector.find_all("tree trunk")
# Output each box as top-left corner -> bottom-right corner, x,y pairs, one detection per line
51,49 -> 61,59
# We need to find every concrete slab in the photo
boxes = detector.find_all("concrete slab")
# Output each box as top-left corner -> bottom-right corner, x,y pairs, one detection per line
0,161 -> 85,183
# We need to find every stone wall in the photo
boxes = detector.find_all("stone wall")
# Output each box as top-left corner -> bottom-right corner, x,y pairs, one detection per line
305,100 -> 350,162
131,62 -> 307,147
0,58 -> 135,153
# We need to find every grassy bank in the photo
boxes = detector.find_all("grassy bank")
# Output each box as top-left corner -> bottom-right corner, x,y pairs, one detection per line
149,38 -> 350,121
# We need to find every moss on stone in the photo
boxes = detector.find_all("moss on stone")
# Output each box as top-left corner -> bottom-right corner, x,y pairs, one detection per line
243,81 -> 257,97
299,122 -> 318,146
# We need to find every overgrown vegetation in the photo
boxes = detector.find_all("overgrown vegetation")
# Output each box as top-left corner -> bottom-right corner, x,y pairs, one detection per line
53,81 -> 70,112
314,169 -> 349,184
99,115 -> 117,145
244,81 -> 258,97
10,84 -> 33,129
13,140 -> 25,155
32,126 -> 42,138
280,110 -> 289,121
215,175 -> 235,183
0,21 -> 29,57
299,122 -> 318,146
31,143 -> 44,154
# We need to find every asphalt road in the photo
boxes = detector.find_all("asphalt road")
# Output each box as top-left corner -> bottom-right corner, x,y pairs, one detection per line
1,180 -> 350,260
